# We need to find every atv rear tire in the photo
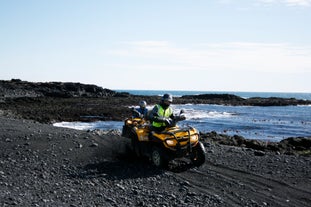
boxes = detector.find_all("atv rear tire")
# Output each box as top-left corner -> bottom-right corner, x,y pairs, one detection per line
191,142 -> 206,167
131,137 -> 141,157
151,147 -> 168,168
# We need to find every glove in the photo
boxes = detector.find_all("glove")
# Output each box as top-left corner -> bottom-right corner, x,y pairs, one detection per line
180,115 -> 186,121
164,118 -> 173,126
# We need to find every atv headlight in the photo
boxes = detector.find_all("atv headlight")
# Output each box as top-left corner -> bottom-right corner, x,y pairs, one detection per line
190,134 -> 199,143
165,139 -> 176,146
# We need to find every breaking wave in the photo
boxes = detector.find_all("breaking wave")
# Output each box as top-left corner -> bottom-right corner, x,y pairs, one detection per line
53,121 -> 123,131
181,109 -> 235,120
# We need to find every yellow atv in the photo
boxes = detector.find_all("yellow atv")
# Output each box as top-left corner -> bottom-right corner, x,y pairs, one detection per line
122,114 -> 206,168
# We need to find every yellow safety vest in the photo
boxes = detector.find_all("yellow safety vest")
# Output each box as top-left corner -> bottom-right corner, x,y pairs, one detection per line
152,104 -> 173,127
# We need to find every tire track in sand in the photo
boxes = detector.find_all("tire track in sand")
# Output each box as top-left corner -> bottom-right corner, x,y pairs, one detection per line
174,162 -> 311,207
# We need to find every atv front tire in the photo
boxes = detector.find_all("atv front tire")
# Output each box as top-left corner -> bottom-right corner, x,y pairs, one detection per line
191,142 -> 206,167
151,147 -> 168,168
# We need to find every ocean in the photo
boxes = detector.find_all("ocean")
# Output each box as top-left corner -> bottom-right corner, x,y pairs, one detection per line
116,89 -> 311,100
54,90 -> 311,142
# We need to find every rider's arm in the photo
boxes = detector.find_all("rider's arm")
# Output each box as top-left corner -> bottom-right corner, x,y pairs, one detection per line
149,105 -> 166,123
132,107 -> 142,118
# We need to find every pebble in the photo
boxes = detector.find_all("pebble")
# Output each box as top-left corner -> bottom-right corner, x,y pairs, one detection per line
90,142 -> 98,147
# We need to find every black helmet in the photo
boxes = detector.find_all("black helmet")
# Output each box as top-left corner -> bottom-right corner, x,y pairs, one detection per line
162,94 -> 173,102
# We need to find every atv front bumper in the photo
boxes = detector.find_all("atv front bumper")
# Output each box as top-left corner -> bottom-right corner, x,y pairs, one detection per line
164,140 -> 202,158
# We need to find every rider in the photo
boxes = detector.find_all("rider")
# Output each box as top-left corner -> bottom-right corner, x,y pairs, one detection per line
132,100 -> 148,118
149,94 -> 175,131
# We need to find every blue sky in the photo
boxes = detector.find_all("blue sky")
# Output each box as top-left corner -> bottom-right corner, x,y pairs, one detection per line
1,0 -> 310,92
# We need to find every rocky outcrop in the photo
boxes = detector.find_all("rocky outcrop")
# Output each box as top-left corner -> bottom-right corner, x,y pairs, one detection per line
0,79 -> 127,98
182,93 -> 245,101
179,94 -> 311,106
202,131 -> 311,156
243,97 -> 311,106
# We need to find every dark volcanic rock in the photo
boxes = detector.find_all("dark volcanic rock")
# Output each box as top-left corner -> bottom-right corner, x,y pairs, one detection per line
0,79 -> 121,98
178,93 -> 311,106
177,93 -> 245,105
201,131 -> 311,156
245,97 -> 310,106
182,93 -> 245,101
279,137 -> 311,154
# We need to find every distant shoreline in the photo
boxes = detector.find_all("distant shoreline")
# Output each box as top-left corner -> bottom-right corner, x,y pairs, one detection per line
116,89 -> 311,100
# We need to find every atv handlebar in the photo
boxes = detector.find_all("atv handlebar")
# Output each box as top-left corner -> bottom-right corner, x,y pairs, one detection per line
164,115 -> 186,128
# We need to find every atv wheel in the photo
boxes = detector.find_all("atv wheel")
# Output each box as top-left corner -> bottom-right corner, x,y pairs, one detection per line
131,137 -> 141,157
151,147 -> 168,168
191,142 -> 206,167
